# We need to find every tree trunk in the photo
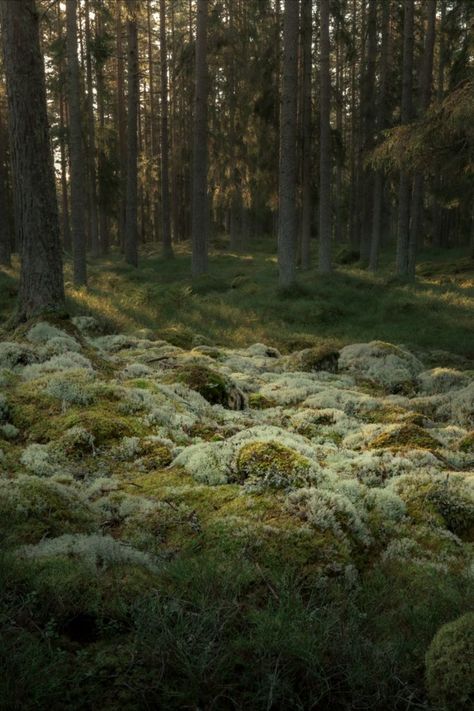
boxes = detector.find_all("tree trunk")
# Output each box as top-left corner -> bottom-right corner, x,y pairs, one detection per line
66,0 -> 87,286
84,0 -> 100,258
369,0 -> 391,271
0,101 -> 11,266
407,0 -> 437,278
396,0 -> 414,277
0,0 -> 65,319
278,0 -> 299,288
125,0 -> 138,267
160,0 -> 174,258
300,0 -> 312,270
191,0 -> 209,277
116,1 -> 127,249
319,0 -> 332,274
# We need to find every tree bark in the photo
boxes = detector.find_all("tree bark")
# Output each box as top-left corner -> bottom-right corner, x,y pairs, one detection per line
66,0 -> 87,285
396,0 -> 414,277
0,0 -> 65,319
0,101 -> 11,266
369,0 -> 391,271
407,0 -> 437,278
191,0 -> 209,277
84,0 -> 99,258
319,0 -> 332,274
300,0 -> 312,270
160,0 -> 174,258
125,0 -> 139,267
278,0 -> 299,288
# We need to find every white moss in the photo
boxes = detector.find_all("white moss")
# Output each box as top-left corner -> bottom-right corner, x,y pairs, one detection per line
1,423 -> 19,439
71,315 -> 101,335
418,368 -> 470,394
18,533 -> 158,572
20,444 -> 60,477
288,487 -> 371,545
115,436 -> 141,461
22,351 -> 93,380
44,370 -> 96,406
339,341 -> 423,392
0,342 -> 36,370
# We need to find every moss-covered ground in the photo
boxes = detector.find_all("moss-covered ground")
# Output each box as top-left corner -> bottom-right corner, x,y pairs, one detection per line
0,245 -> 473,709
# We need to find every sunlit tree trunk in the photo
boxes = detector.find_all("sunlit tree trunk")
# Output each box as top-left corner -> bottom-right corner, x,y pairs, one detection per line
66,0 -> 87,285
125,0 -> 138,267
0,0 -> 65,319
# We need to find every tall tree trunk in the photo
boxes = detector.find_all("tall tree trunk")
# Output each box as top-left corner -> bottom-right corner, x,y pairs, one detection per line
319,0 -> 332,273
396,0 -> 414,277
0,102 -> 11,266
278,0 -> 299,288
160,0 -> 174,258
116,1 -> 127,249
85,0 -> 99,258
66,0 -> 87,286
407,0 -> 437,278
369,0 -> 391,271
0,0 -> 65,319
58,91 -> 71,252
125,0 -> 138,267
359,0 -> 377,264
300,0 -> 312,270
191,0 -> 209,277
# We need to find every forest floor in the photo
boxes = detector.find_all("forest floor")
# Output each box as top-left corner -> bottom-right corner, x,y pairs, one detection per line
1,241 -> 474,357
0,244 -> 473,709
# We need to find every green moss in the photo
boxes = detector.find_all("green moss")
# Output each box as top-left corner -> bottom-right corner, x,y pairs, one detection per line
425,612 -> 474,710
0,475 -> 97,546
137,440 -> 173,470
61,407 -> 142,446
458,431 -> 474,453
368,424 -> 439,451
248,393 -> 278,410
173,365 -> 245,409
232,441 -> 316,490
392,473 -> 474,540
289,345 -> 339,373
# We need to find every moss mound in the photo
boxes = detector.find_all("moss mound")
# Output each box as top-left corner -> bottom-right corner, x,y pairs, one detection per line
390,473 -> 474,540
174,365 -> 246,410
0,475 -> 97,545
425,612 -> 474,710
232,441 -> 316,490
288,345 -> 339,373
368,424 -> 438,451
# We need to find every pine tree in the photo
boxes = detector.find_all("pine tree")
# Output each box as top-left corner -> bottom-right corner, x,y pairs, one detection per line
319,0 -> 332,274
191,0 -> 209,277
66,0 -> 87,285
278,0 -> 299,288
0,0 -> 65,319
125,0 -> 139,267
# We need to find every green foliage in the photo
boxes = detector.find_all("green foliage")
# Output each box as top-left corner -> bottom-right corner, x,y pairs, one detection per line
425,612 -> 474,710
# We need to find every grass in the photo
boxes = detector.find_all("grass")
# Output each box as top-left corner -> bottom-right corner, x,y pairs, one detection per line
1,239 -> 473,357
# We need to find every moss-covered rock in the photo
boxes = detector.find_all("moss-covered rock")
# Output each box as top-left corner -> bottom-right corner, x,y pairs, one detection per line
173,365 -> 246,410
425,612 -> 474,710
61,407 -> 141,446
339,340 -> 423,393
368,424 -> 439,452
248,392 -> 278,410
232,441 -> 317,490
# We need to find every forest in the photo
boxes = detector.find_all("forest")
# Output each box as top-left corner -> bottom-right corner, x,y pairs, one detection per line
0,0 -> 473,709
